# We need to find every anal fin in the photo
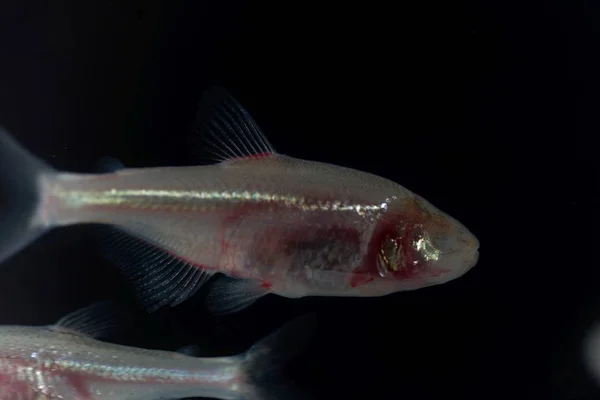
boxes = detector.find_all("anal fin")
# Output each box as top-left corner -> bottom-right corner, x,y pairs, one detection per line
97,226 -> 213,313
205,275 -> 270,316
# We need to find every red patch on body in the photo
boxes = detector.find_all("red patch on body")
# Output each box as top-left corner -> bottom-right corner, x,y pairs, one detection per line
216,200 -> 291,279
350,273 -> 374,288
260,280 -> 273,289
229,152 -> 273,161
64,372 -> 95,398
355,200 -> 429,286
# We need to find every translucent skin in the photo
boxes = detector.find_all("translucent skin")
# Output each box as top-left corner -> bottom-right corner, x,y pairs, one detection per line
42,154 -> 479,298
0,326 -> 242,400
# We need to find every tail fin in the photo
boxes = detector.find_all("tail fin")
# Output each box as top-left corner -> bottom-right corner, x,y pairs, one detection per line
238,314 -> 317,400
0,125 -> 54,264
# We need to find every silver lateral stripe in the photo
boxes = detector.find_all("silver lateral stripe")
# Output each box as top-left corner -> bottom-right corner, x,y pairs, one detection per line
55,188 -> 391,215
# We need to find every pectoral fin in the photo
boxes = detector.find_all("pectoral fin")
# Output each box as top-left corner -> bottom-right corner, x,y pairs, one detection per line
205,275 -> 270,316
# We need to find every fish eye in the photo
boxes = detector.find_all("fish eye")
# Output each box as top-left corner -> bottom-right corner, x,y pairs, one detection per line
377,235 -> 403,277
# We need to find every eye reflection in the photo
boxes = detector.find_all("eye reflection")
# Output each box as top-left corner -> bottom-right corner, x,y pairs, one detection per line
377,253 -> 389,277
412,231 -> 440,262
378,236 -> 403,276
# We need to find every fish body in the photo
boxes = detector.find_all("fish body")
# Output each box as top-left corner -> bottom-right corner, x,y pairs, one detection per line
0,87 -> 480,314
0,325 -> 240,400
0,303 -> 311,400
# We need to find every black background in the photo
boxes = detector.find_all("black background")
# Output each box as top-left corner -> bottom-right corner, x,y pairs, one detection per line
0,1 -> 596,399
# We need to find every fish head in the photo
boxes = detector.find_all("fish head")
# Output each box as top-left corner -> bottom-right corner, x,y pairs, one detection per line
359,195 -> 479,294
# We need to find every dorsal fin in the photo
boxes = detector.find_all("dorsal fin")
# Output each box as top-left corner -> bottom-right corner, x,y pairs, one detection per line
192,86 -> 277,163
175,344 -> 203,356
50,301 -> 126,339
95,156 -> 125,173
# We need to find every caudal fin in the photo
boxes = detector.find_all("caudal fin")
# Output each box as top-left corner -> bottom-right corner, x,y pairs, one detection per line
0,125 -> 54,264
237,314 -> 317,400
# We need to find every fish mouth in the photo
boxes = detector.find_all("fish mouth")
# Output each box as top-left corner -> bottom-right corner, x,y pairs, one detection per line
420,246 -> 479,285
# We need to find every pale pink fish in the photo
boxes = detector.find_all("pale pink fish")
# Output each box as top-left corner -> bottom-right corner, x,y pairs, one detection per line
0,87 -> 480,315
0,302 -> 312,400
